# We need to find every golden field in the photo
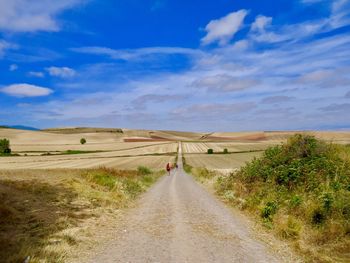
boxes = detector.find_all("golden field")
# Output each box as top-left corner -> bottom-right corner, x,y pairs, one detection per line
1,128 -> 350,171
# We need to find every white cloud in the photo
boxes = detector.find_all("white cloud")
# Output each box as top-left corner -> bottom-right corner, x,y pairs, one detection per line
171,102 -> 256,120
71,46 -> 202,61
9,64 -> 18,71
192,74 -> 258,92
0,39 -> 16,57
28,71 -> 45,78
1,83 -> 53,97
46,66 -> 76,78
251,0 -> 350,44
201,10 -> 248,46
251,15 -> 272,32
0,0 -> 84,32
330,0 -> 350,28
3,4 -> 350,131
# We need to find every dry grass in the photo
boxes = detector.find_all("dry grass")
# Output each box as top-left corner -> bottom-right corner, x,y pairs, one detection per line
0,168 -> 162,263
184,152 -> 262,170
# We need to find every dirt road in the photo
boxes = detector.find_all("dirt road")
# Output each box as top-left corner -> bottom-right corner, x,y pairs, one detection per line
85,144 -> 283,263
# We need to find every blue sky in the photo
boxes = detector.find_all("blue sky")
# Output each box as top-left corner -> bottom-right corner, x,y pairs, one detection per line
0,0 -> 350,131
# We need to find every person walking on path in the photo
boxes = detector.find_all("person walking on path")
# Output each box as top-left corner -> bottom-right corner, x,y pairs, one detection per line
166,162 -> 171,176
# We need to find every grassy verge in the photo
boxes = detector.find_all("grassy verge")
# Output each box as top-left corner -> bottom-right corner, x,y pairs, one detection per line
212,134 -> 350,262
182,155 -> 193,174
0,167 -> 162,263
0,153 -> 20,157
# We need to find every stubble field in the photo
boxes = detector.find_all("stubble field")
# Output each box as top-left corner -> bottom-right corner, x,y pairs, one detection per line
2,128 -> 350,171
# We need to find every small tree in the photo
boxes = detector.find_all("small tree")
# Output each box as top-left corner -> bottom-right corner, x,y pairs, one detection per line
0,138 -> 11,154
80,138 -> 86,145
207,148 -> 214,154
223,148 -> 228,154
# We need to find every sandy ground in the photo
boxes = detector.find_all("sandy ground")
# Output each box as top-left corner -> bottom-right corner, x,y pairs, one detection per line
78,145 -> 293,263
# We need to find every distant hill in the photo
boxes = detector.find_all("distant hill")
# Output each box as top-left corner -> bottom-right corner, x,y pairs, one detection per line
0,125 -> 39,131
42,127 -> 123,134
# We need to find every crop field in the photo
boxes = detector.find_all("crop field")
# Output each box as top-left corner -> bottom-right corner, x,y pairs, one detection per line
0,128 -> 178,170
182,142 -> 275,153
0,155 -> 174,170
184,152 -> 262,170
1,128 -> 350,172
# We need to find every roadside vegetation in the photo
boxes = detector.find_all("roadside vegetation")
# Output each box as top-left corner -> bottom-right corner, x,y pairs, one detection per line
0,138 -> 18,156
182,155 -> 193,174
0,138 -> 11,155
190,134 -> 350,262
0,167 -> 162,263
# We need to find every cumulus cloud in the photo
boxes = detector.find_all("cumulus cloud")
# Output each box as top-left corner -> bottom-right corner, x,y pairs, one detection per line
46,66 -> 76,78
201,10 -> 248,46
3,2 -> 350,131
1,83 -> 53,97
0,0 -> 84,32
251,15 -> 272,32
192,74 -> 258,92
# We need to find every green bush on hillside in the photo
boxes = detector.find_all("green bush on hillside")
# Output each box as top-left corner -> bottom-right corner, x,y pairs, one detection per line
0,139 -> 11,155
80,138 -> 86,145
216,134 -> 350,261
207,148 -> 214,154
236,134 -> 349,190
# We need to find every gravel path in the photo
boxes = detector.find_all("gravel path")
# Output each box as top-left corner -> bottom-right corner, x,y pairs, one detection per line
86,144 -> 282,263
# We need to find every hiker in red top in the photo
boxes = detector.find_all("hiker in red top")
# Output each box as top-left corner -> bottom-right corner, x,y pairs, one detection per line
166,162 -> 171,176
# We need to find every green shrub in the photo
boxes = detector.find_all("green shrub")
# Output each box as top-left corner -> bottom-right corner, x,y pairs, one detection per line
182,156 -> 192,173
215,134 -> 350,261
3,148 -> 11,154
207,148 -> 214,154
223,148 -> 228,154
320,192 -> 333,212
261,201 -> 278,220
289,195 -> 303,208
90,171 -> 117,189
0,138 -> 11,154
80,138 -> 86,145
137,166 -> 151,175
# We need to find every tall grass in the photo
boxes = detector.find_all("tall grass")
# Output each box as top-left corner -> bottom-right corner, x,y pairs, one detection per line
182,156 -> 193,173
215,134 -> 350,262
0,167 -> 161,263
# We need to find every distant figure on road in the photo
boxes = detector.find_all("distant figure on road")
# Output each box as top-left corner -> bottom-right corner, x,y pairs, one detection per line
175,164 -> 178,169
166,163 -> 171,176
